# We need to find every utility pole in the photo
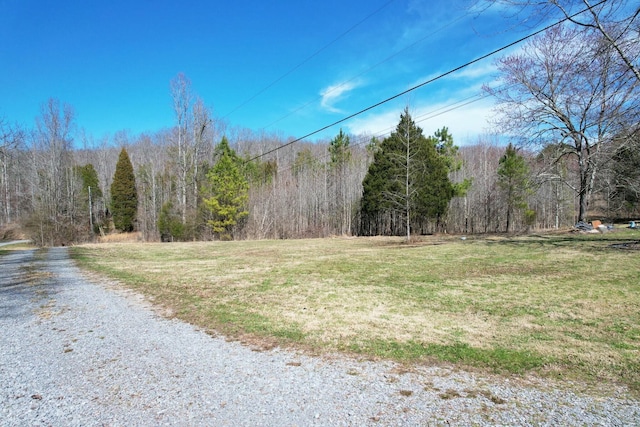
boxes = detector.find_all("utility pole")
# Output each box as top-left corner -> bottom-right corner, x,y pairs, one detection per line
88,186 -> 93,232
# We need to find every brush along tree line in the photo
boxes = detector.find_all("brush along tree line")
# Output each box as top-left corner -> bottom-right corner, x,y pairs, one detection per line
1,0 -> 638,244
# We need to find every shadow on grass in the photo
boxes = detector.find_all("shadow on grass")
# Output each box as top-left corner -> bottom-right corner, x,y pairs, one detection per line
367,231 -> 640,252
480,233 -> 640,252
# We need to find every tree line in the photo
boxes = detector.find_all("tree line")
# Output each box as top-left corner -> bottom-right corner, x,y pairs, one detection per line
1,0 -> 638,245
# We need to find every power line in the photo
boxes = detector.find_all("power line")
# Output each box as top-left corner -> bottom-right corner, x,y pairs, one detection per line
261,9 -> 472,131
245,84 -> 506,181
221,0 -> 398,120
244,0 -> 606,164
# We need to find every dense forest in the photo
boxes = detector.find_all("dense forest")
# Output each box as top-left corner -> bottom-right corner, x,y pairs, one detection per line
1,2 -> 639,246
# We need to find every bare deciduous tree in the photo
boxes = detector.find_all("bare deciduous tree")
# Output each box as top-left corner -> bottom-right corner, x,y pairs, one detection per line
478,0 -> 640,81
485,25 -> 639,222
170,72 -> 193,224
0,117 -> 24,225
27,99 -> 81,245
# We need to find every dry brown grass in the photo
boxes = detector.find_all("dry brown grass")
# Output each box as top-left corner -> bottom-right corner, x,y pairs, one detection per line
0,223 -> 27,240
97,232 -> 143,244
71,231 -> 640,390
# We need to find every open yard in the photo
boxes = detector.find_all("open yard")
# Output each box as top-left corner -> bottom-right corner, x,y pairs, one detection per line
71,230 -> 640,392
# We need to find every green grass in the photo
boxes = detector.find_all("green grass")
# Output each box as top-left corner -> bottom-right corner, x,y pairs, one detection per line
0,242 -> 36,254
70,230 -> 640,391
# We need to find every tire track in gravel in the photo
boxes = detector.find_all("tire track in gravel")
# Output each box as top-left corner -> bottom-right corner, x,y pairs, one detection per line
1,247 -> 639,426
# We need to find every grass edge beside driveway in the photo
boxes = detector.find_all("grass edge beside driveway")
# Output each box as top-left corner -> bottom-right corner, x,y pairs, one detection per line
70,231 -> 640,393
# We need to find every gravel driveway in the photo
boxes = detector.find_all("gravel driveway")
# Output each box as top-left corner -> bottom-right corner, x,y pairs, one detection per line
1,246 -> 638,426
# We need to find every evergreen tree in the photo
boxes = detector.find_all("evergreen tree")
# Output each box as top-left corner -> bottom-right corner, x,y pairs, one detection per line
328,129 -> 352,235
110,148 -> 138,232
359,108 -> 454,237
360,127 -> 403,235
76,163 -> 103,233
609,139 -> 640,217
244,158 -> 277,186
292,147 -> 318,176
497,143 -> 530,233
432,127 -> 472,197
328,129 -> 351,166
203,137 -> 249,240
158,201 -> 184,242
77,164 -> 102,199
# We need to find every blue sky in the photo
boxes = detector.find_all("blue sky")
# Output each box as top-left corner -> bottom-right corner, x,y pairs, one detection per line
0,0 -> 545,145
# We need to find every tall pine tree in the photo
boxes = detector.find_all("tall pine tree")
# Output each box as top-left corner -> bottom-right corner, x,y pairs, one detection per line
497,143 -> 530,233
432,127 -> 472,197
203,137 -> 249,240
359,108 -> 454,238
110,148 -> 138,232
76,163 -> 103,234
328,129 -> 352,235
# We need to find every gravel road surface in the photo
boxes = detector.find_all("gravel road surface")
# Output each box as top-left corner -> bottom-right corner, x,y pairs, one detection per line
1,247 -> 638,426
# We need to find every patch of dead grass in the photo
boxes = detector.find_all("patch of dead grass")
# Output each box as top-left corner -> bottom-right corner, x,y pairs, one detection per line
97,232 -> 143,243
72,233 -> 640,391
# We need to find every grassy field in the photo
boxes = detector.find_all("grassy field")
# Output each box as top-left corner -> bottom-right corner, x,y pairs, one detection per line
70,230 -> 640,391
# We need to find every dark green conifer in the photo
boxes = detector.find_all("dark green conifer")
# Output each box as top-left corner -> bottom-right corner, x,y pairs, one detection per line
359,108 -> 454,237
111,148 -> 138,232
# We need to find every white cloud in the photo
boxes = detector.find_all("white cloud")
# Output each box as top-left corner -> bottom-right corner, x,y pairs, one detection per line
319,81 -> 361,114
346,108 -> 400,138
345,95 -> 496,145
410,61 -> 497,91
452,62 -> 497,80
416,98 -> 496,144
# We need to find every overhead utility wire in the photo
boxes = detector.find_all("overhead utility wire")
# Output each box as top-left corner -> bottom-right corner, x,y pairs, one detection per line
356,91 -> 498,143
261,90 -> 495,179
248,93 -> 490,164
261,10 -> 471,130
245,0 -> 606,164
221,0 -> 397,120
247,83 -> 509,182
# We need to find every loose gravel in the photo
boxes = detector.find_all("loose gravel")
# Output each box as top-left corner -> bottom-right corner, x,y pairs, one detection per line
1,247 -> 638,426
